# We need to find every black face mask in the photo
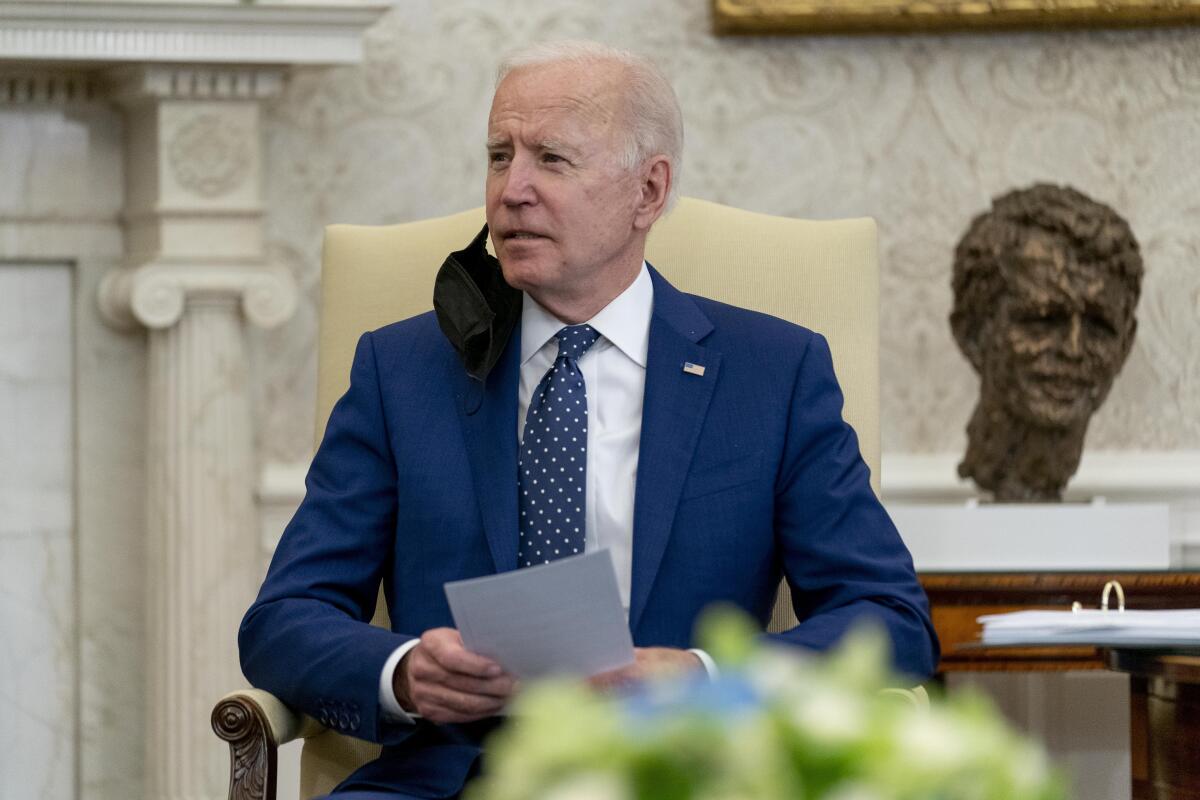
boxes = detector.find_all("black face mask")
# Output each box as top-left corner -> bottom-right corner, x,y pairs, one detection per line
432,224 -> 522,382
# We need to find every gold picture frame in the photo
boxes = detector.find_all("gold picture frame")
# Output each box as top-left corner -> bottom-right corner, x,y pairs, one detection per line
713,0 -> 1200,34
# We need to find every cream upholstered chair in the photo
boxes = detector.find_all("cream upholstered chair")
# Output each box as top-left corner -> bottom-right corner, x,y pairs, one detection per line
212,197 -> 882,800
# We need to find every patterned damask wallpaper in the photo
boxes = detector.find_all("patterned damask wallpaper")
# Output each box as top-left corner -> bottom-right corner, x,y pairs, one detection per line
252,0 -> 1200,463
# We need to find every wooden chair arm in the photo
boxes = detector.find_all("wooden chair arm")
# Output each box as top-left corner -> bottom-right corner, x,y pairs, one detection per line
212,689 -> 325,800
879,684 -> 931,709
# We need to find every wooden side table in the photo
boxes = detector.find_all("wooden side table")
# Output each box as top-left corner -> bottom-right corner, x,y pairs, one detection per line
1104,650 -> 1200,800
919,572 -> 1200,673
915,573 -> 1200,799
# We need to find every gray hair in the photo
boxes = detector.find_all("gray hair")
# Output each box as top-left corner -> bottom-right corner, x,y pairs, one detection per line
496,40 -> 684,210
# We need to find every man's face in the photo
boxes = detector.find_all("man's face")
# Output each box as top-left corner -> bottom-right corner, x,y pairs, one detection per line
485,62 -> 647,316
985,229 -> 1134,428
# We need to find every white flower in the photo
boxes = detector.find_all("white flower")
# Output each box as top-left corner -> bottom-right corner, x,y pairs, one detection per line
540,772 -> 631,800
896,712 -> 971,772
1009,741 -> 1052,792
746,649 -> 812,695
466,611 -> 1064,800
823,782 -> 889,800
789,687 -> 868,745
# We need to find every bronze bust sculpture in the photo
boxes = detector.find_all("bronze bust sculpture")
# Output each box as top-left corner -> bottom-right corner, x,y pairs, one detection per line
950,184 -> 1143,501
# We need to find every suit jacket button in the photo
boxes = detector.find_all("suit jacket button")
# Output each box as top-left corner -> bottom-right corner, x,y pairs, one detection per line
338,713 -> 350,729
350,713 -> 361,729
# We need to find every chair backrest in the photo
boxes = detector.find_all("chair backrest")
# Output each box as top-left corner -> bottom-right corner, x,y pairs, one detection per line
303,197 -> 880,798
317,197 -> 880,478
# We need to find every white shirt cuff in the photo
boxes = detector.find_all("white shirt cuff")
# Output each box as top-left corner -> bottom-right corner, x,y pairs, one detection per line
378,639 -> 422,723
688,647 -> 720,681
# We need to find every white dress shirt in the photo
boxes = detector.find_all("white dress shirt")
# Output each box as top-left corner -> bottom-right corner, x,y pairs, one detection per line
517,263 -> 653,609
379,263 -> 714,721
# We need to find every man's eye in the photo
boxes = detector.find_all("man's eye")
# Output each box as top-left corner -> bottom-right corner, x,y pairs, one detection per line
542,153 -> 566,164
1085,314 -> 1118,336
488,152 -> 510,165
1017,312 -> 1060,327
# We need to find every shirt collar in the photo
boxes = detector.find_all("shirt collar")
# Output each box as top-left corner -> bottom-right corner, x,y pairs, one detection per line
520,262 -> 653,368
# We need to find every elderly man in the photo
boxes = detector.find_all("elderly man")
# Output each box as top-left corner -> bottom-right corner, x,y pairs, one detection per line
240,41 -> 937,800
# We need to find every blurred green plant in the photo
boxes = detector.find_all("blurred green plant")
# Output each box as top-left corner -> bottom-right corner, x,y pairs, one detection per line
467,606 -> 1066,800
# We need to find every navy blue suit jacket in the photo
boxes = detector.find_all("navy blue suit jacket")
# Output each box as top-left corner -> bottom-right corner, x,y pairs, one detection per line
240,266 -> 937,798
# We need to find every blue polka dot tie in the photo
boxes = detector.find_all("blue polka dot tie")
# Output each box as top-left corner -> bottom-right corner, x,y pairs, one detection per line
518,324 -> 601,567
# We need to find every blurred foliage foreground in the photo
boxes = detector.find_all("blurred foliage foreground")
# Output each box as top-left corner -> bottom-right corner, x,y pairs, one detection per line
467,608 -> 1066,800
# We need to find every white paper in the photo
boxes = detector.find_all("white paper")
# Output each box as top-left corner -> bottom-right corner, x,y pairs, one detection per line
978,608 -> 1200,647
444,550 -> 635,679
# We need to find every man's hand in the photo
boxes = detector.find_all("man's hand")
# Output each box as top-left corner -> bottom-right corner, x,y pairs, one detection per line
587,647 -> 703,692
393,628 -> 517,724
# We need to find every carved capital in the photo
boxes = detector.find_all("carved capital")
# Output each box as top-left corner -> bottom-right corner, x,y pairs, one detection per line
98,266 -> 184,329
241,271 -> 298,330
99,262 -> 297,331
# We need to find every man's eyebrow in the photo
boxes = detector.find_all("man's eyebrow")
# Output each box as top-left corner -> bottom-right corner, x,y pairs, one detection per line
537,139 -> 583,158
1085,297 -> 1122,321
483,136 -> 580,155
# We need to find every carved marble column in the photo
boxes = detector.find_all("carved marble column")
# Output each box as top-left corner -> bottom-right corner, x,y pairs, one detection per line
99,65 -> 297,800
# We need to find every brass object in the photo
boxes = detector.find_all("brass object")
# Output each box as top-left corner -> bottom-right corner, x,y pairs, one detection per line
950,184 -> 1142,502
713,0 -> 1200,35
950,184 -> 1137,503
1101,579 -> 1126,612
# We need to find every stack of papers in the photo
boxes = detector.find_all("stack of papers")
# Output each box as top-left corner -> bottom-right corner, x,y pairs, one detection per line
978,609 -> 1200,647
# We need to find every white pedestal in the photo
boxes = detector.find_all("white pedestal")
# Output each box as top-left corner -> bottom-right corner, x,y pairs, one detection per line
890,502 -> 1170,572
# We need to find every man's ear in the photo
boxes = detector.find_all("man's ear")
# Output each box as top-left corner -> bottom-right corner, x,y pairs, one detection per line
950,310 -> 987,373
1119,316 -> 1138,363
633,155 -> 671,231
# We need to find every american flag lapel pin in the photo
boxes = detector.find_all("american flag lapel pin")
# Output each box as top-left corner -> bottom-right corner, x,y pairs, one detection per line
682,362 -> 706,377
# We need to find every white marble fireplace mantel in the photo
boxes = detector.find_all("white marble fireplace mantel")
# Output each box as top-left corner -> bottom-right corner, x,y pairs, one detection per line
0,3 -> 388,798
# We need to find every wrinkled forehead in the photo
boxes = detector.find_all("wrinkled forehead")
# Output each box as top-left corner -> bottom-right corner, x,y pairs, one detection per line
1002,232 -> 1134,317
487,61 -> 628,139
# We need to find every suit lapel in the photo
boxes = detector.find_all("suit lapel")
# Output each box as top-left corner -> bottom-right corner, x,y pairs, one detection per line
459,326 -> 521,574
629,268 -> 719,633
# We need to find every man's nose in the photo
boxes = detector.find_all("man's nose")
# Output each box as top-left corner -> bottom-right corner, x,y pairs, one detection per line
1064,313 -> 1083,358
499,156 -> 537,206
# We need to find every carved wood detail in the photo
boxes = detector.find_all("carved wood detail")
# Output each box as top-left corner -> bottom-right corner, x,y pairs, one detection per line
212,695 -> 278,800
